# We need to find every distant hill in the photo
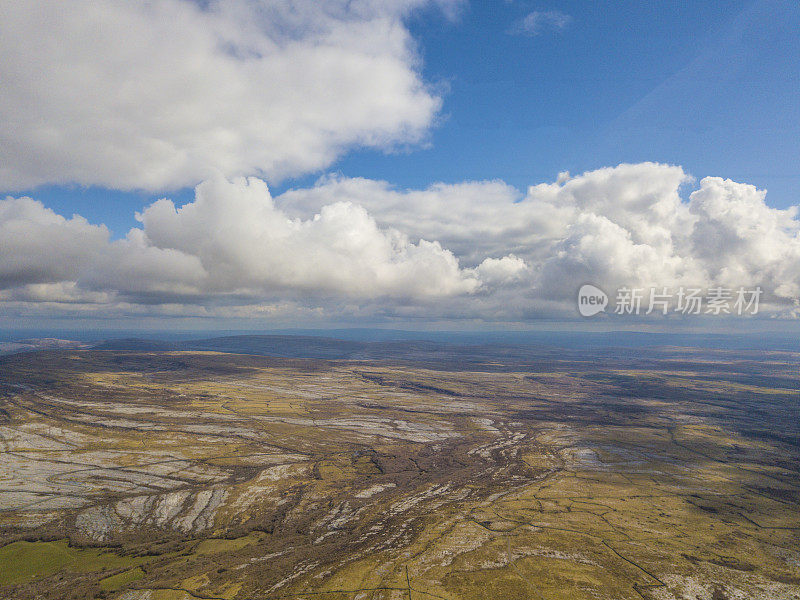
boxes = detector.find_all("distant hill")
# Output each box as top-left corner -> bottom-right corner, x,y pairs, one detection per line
87,334 -> 528,366
92,338 -> 179,352
0,338 -> 88,356
182,335 -> 368,359
5,332 -> 796,369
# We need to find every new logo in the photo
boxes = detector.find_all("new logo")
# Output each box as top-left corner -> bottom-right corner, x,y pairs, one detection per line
577,284 -> 608,317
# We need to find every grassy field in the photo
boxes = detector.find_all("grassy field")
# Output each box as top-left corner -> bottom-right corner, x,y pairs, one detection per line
0,540 -> 145,586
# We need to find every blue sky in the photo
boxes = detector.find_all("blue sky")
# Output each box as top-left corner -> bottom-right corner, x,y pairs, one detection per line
10,0 -> 798,238
332,0 -> 800,203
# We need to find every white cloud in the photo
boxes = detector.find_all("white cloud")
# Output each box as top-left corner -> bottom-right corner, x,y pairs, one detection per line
0,176 -> 499,308
277,163 -> 692,267
510,10 -> 572,36
278,176 -> 543,264
0,0 -> 448,191
136,176 -> 482,298
472,255 -> 529,286
277,163 -> 800,317
0,197 -> 110,286
688,177 -> 800,298
2,164 -> 799,323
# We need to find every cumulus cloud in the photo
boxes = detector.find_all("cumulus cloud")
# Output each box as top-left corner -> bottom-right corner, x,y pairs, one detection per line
2,163 -> 799,323
278,163 -> 693,267
0,177 -> 505,311
136,177 -> 482,298
0,197 -> 110,286
278,177 -> 531,263
0,0 -> 448,191
472,255 -> 529,286
277,163 -> 800,317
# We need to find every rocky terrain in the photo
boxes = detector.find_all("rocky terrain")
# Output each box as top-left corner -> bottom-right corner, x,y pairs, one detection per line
0,342 -> 798,599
